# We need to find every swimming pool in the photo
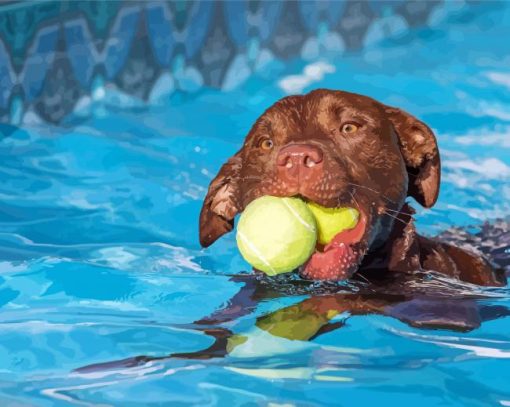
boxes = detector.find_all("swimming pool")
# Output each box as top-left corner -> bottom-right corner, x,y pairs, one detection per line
1,4 -> 510,406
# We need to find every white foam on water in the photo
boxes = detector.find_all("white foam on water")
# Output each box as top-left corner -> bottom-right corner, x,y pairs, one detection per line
454,127 -> 510,148
446,204 -> 510,221
443,158 -> 510,179
278,61 -> 335,94
486,71 -> 510,90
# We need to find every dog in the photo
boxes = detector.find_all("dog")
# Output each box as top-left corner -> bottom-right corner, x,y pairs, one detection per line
74,90 -> 509,374
199,89 -> 506,287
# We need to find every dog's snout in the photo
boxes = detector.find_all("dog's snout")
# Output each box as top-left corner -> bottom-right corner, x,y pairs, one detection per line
277,144 -> 324,170
276,144 -> 324,191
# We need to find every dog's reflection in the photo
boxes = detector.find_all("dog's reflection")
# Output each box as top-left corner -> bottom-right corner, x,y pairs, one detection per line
76,273 -> 509,372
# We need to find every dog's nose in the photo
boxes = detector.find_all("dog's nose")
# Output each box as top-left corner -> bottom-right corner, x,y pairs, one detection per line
276,144 -> 324,190
277,144 -> 324,170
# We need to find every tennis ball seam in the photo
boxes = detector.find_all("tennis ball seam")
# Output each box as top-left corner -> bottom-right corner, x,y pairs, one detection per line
281,198 -> 316,232
237,229 -> 276,274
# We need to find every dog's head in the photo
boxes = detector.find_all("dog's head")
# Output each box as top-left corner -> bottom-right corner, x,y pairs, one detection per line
199,89 -> 440,279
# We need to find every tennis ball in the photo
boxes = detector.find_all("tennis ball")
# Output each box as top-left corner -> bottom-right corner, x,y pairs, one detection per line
236,196 -> 317,276
307,202 -> 359,245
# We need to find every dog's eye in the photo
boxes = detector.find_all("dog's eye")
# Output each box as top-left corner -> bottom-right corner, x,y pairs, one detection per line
259,138 -> 274,150
341,123 -> 359,134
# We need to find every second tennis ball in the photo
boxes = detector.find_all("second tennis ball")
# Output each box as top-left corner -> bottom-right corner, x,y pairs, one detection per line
307,202 -> 360,245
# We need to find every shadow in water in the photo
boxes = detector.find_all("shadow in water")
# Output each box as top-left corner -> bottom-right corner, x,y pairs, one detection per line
76,269 -> 510,374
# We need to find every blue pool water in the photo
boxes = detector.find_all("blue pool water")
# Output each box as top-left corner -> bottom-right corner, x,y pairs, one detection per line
1,5 -> 510,406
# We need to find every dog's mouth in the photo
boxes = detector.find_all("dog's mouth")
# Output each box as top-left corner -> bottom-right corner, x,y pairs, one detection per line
300,208 -> 368,281
241,190 -> 371,282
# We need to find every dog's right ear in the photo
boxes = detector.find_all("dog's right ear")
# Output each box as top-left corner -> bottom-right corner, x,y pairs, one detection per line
199,153 -> 242,247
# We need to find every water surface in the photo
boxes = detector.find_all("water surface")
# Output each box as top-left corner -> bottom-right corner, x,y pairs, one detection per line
1,4 -> 510,406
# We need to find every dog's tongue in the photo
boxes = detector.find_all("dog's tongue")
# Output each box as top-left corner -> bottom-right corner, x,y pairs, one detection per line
301,216 -> 366,281
301,243 -> 359,280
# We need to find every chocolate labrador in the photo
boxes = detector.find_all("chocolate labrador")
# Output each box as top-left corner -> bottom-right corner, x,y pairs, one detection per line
199,89 -> 506,287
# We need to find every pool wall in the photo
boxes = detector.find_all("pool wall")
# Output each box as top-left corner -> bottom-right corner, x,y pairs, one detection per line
0,0 -> 486,125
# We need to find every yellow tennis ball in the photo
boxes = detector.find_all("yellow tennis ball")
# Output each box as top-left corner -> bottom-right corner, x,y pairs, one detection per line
307,202 -> 359,245
236,196 -> 317,276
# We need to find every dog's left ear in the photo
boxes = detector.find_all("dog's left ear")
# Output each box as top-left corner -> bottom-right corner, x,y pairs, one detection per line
199,153 -> 242,247
385,106 -> 441,208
